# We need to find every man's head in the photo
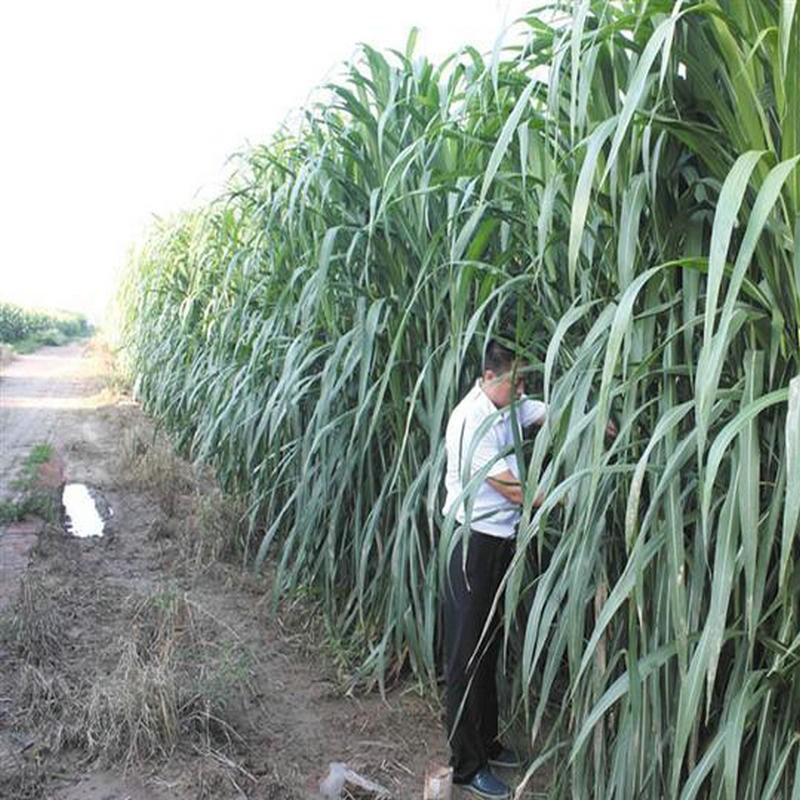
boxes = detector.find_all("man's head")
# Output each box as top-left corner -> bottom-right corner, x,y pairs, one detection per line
482,339 -> 526,408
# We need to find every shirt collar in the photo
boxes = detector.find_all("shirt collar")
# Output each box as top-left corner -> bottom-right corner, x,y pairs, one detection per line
472,378 -> 529,422
473,378 -> 504,418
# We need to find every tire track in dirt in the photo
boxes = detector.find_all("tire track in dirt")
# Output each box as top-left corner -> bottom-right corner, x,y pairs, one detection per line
0,343 -> 107,614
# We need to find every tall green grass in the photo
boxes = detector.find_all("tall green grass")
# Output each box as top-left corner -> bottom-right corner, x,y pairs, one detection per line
120,2 -> 800,796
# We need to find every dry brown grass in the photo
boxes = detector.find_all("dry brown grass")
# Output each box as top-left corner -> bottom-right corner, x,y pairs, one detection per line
117,421 -> 195,514
85,636 -> 181,766
83,587 -> 253,769
17,664 -> 83,753
114,402 -> 251,577
178,486 -> 248,572
178,752 -> 305,800
0,753 -> 43,800
84,334 -> 130,394
11,576 -> 62,666
2,574 -> 256,782
118,419 -> 248,572
1,578 -> 84,765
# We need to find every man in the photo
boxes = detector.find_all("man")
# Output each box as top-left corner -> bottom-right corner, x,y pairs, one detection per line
441,339 -> 547,799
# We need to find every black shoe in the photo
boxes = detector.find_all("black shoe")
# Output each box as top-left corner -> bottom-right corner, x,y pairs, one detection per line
488,747 -> 524,769
460,768 -> 510,799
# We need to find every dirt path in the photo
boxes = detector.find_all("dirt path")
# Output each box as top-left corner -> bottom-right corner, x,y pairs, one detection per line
0,343 -> 464,799
0,342 -> 105,498
0,343 -> 109,613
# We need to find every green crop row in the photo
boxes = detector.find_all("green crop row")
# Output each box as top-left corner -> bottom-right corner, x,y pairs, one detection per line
0,301 -> 90,344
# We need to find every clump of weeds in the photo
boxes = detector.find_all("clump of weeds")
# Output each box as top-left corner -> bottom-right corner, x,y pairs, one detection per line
0,576 -> 85,772
84,586 -> 254,769
17,663 -> 83,753
0,492 -> 58,525
11,443 -> 54,489
0,755 -> 45,800
117,422 -> 194,514
9,575 -> 62,666
3,576 -> 255,784
0,442 -> 59,525
179,487 -> 248,572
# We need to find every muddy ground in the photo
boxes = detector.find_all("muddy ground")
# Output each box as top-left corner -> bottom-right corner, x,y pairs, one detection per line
0,342 -> 542,799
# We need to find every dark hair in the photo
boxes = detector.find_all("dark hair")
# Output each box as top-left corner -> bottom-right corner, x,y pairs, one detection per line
483,339 -> 516,374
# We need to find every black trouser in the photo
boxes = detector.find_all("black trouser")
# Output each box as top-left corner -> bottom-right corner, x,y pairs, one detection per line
443,529 -> 514,783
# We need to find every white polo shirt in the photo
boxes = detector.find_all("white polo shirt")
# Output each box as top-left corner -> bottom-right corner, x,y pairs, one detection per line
442,380 -> 547,538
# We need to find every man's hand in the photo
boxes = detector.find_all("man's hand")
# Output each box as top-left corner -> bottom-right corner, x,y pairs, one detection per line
487,470 -> 544,507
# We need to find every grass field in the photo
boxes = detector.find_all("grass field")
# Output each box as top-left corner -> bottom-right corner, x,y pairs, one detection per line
119,2 -> 800,796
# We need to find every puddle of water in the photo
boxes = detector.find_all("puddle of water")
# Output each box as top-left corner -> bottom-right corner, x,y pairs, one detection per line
62,483 -> 108,538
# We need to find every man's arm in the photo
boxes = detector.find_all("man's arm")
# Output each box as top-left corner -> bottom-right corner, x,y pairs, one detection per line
487,469 -> 543,507
519,398 -> 547,428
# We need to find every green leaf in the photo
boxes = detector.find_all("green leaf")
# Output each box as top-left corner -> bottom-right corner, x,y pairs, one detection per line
781,375 -> 800,589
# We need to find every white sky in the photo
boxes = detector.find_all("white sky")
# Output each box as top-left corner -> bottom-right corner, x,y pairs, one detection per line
0,0 -> 535,323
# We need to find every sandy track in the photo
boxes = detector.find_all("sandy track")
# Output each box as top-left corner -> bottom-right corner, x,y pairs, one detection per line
0,342 -> 105,499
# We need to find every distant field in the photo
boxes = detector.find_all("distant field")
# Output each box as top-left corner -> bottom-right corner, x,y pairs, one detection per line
0,301 -> 90,351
